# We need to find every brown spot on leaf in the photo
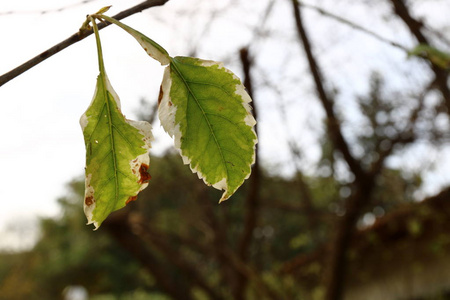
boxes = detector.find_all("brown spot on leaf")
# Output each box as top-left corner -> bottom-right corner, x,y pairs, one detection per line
158,85 -> 163,106
126,195 -> 138,205
139,163 -> 152,184
85,196 -> 94,206
131,158 -> 139,174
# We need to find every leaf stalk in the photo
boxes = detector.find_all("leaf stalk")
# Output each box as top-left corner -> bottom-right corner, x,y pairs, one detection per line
94,14 -> 171,62
90,16 -> 106,74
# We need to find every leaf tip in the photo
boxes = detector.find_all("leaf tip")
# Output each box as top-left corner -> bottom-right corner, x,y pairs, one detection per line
96,5 -> 112,15
212,178 -> 234,203
218,193 -> 230,204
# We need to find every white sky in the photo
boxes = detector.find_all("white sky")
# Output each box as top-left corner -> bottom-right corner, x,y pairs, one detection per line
1,0 -> 449,250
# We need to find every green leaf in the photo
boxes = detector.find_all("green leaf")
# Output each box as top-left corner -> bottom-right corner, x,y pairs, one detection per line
408,44 -> 450,69
80,18 -> 153,229
158,56 -> 257,202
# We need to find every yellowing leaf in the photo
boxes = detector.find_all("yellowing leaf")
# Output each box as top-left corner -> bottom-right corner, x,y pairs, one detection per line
80,18 -> 153,229
159,56 -> 257,202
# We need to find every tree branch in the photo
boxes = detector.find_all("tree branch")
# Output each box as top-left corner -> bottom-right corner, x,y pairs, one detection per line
234,47 -> 260,300
291,0 -> 366,183
291,2 -> 382,299
237,48 -> 259,262
299,1 -> 408,52
389,0 -> 450,109
0,0 -> 169,87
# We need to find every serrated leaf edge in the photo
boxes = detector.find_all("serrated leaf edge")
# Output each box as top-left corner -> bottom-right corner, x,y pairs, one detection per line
158,59 -> 257,202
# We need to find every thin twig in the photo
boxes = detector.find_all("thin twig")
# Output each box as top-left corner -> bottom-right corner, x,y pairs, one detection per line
0,0 -> 169,87
299,1 -> 409,53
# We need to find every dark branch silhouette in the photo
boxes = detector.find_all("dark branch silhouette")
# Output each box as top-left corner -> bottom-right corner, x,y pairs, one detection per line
290,1 -> 419,299
291,0 -> 366,184
233,47 -> 260,300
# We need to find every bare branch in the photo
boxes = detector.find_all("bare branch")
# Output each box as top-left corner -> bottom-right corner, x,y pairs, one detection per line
299,1 -> 409,53
291,0 -> 367,183
237,47 -> 259,262
0,0 -> 169,87
389,0 -> 450,109
290,2 -> 385,299
234,47 -> 260,300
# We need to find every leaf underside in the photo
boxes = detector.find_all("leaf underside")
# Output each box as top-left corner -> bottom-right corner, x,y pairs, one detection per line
80,72 -> 153,229
159,56 -> 257,202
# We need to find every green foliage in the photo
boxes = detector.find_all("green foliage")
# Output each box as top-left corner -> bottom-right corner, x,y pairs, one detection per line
79,12 -> 257,228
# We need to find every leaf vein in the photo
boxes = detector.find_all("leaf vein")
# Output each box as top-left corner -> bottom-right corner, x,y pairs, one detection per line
184,79 -> 234,98
171,60 -> 230,183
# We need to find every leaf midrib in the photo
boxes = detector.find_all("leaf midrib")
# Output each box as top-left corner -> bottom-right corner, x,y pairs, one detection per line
101,74 -> 120,205
170,58 -> 229,182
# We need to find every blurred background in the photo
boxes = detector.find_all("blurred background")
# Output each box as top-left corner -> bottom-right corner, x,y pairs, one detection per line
1,0 -> 450,299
